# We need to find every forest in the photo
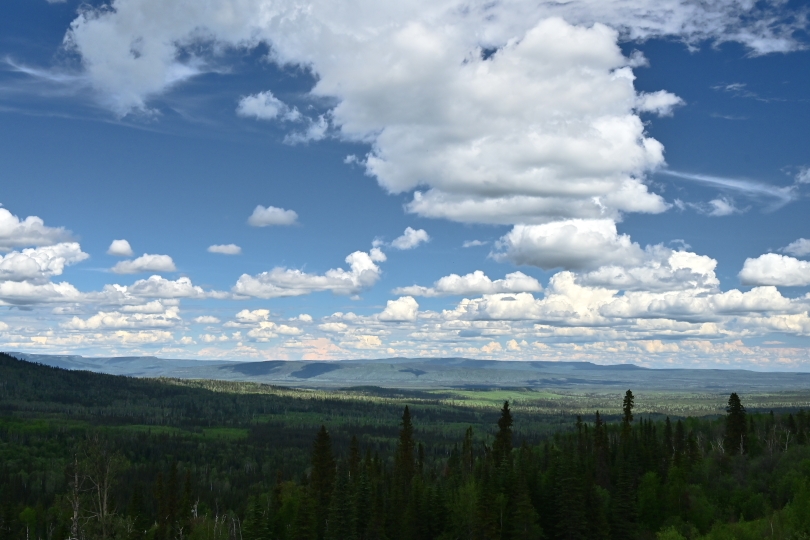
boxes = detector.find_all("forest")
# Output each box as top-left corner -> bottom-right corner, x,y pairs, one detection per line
2,351 -> 810,540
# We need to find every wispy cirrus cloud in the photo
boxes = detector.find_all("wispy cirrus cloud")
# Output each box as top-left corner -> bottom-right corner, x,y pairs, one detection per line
659,169 -> 797,211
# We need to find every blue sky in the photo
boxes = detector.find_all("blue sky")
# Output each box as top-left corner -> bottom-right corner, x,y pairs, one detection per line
1,0 -> 809,368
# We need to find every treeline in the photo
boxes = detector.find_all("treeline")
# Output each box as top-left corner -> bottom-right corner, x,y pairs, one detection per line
3,386 -> 810,540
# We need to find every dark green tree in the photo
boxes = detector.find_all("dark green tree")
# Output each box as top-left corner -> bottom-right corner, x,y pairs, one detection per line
311,425 -> 336,538
724,393 -> 747,455
621,390 -> 635,436
492,401 -> 513,465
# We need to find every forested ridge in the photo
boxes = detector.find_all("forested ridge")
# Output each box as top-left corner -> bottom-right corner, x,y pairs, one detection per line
2,353 -> 810,539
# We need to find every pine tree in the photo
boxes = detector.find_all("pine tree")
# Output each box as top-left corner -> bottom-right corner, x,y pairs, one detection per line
724,393 -> 747,455
462,426 -> 474,475
325,466 -> 355,540
492,401 -> 513,465
311,425 -> 336,538
662,417 -> 673,470
621,390 -> 634,437
593,411 -> 610,489
673,420 -> 686,467
349,435 -> 361,480
511,477 -> 542,540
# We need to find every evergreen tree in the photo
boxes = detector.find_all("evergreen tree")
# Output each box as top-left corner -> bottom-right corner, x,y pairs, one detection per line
349,435 -> 361,480
511,477 -> 542,540
492,401 -> 513,465
325,466 -> 355,540
593,411 -> 610,489
462,426 -> 474,475
724,393 -> 747,455
311,425 -> 336,538
622,390 -> 635,436
662,417 -> 673,469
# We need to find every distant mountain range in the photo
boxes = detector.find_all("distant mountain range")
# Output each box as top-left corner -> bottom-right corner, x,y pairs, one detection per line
5,351 -> 810,393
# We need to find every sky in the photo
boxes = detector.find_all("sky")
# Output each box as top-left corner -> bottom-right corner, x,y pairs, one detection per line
0,0 -> 809,369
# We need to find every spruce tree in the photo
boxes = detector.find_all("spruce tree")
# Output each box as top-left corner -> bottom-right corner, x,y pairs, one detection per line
493,401 -> 513,465
310,425 -> 336,538
621,390 -> 634,437
724,393 -> 747,455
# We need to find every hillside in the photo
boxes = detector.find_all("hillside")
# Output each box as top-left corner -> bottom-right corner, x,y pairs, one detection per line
7,351 -> 810,392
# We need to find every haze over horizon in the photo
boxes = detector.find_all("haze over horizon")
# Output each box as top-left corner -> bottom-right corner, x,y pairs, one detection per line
1,0 -> 809,370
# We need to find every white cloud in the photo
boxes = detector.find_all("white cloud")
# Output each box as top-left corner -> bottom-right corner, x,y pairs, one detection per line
635,90 -> 684,116
796,167 -> 810,184
236,91 -> 300,121
107,239 -> 133,257
369,247 -> 387,263
57,0 -> 802,225
101,276 -> 209,300
319,322 -> 348,332
111,254 -> 176,274
0,243 -> 88,283
394,270 -> 542,297
463,240 -> 487,248
739,254 -> 810,287
235,309 -> 271,323
782,239 -> 810,258
233,250 -> 383,298
194,315 -> 221,324
0,280 -> 83,305
247,205 -> 298,227
0,207 -> 74,251
493,219 -> 645,270
62,308 -> 181,330
208,244 -> 242,255
577,247 -> 719,292
378,296 -> 419,322
391,227 -> 430,250
120,300 -> 174,313
284,115 -> 329,144
706,198 -> 741,216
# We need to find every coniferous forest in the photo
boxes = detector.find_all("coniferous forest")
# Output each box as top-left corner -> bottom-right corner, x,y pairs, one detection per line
3,352 -> 810,539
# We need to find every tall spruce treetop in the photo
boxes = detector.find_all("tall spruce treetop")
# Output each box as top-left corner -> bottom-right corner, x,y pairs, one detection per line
622,390 -> 635,426
396,405 -> 416,481
311,425 -> 336,516
493,400 -> 513,464
724,392 -> 747,456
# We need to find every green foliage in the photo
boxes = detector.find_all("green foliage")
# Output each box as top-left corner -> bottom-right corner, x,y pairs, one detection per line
6,354 -> 810,540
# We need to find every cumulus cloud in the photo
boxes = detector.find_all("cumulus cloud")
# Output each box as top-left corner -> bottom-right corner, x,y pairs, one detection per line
233,250 -> 382,298
236,91 -> 300,121
111,254 -> 177,274
94,276 -> 210,303
107,239 -> 133,257
391,227 -> 430,250
782,239 -> 810,258
577,247 -> 719,292
739,254 -> 810,287
394,270 -> 542,297
208,244 -> 242,255
226,309 -> 303,340
62,308 -> 181,330
0,243 -> 88,283
493,219 -> 645,270
0,207 -> 74,251
463,240 -> 487,248
247,205 -> 298,227
194,315 -> 221,324
378,296 -> 419,322
0,280 -> 83,306
635,90 -> 684,116
57,4 -> 753,225
686,197 -> 743,217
